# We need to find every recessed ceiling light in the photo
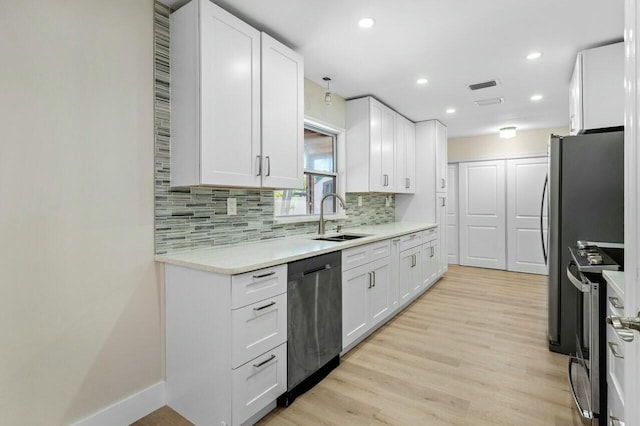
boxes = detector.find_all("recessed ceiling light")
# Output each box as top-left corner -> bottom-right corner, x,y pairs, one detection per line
416,78 -> 428,85
527,52 -> 542,60
530,94 -> 543,101
358,18 -> 375,28
446,108 -> 456,114
499,126 -> 517,139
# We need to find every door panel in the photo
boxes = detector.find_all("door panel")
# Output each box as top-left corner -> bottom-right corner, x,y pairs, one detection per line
506,158 -> 548,274
459,160 -> 506,269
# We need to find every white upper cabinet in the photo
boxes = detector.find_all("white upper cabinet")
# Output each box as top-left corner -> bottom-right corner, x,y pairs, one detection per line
395,115 -> 416,194
435,121 -> 447,192
170,0 -> 303,189
569,42 -> 623,135
347,96 -> 417,193
260,33 -> 304,189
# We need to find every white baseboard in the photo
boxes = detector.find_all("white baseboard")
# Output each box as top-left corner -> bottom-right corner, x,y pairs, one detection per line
71,381 -> 166,426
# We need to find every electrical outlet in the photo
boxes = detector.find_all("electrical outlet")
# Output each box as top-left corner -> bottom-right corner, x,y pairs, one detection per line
227,198 -> 237,215
358,195 -> 363,207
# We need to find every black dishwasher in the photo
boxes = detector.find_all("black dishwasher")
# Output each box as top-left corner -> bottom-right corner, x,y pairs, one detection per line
278,251 -> 342,406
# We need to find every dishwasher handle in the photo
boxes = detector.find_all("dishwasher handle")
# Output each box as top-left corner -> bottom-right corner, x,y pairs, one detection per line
302,264 -> 331,276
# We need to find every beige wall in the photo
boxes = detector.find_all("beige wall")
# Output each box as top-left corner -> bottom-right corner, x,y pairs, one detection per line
304,78 -> 346,128
0,1 -> 160,424
448,127 -> 569,162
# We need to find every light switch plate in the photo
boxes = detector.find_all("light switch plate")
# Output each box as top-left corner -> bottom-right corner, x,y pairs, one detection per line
227,198 -> 237,215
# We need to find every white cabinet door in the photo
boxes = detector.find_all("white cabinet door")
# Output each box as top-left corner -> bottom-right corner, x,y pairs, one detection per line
399,246 -> 421,304
261,33 -> 304,189
569,54 -> 582,136
368,258 -> 391,326
172,0 -> 262,188
435,194 -> 448,274
435,121 -> 448,192
447,164 -> 459,264
506,158 -> 548,275
395,115 -> 416,194
459,160 -> 506,269
342,263 -> 370,349
369,99 -> 396,192
421,241 -> 438,289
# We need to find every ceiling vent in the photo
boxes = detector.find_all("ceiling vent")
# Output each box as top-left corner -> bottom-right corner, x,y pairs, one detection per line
474,97 -> 504,107
468,80 -> 500,91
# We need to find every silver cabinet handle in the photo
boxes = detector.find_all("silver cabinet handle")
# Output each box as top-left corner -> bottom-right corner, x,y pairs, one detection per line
253,271 -> 276,279
609,296 -> 624,309
606,316 -> 638,342
608,341 -> 624,359
253,354 -> 276,368
392,238 -> 400,243
610,416 -> 625,426
253,301 -> 276,311
411,254 -> 417,267
405,178 -> 410,188
256,155 -> 262,176
265,156 -> 271,176
441,178 -> 445,188
409,234 -> 417,239
430,246 -> 435,257
372,271 -> 376,288
441,198 -> 446,207
383,174 -> 389,186
367,272 -> 373,289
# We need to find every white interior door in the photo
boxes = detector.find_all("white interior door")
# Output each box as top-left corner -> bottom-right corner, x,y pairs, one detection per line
447,164 -> 459,264
623,2 -> 639,425
459,160 -> 506,269
506,158 -> 548,274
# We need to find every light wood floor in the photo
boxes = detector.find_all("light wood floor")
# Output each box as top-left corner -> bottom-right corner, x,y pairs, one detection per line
133,265 -> 581,426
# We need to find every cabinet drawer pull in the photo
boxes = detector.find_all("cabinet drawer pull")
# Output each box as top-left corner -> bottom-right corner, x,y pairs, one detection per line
441,197 -> 446,207
367,272 -> 373,289
383,174 -> 389,186
253,301 -> 276,311
392,238 -> 400,243
608,341 -> 624,359
441,178 -> 445,188
256,155 -> 262,176
372,271 -> 376,288
430,246 -> 435,257
253,354 -> 276,368
265,156 -> 271,176
252,271 -> 276,279
609,296 -> 624,309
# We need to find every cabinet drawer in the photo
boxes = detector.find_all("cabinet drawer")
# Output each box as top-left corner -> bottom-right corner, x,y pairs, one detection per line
608,376 -> 625,426
232,343 -> 287,425
399,232 -> 422,251
232,264 -> 287,309
342,239 -> 391,270
231,293 -> 287,368
607,281 -> 625,318
606,322 -> 625,399
422,228 -> 438,243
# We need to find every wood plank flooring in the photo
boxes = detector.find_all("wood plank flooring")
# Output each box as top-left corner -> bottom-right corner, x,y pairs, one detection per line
133,265 -> 582,425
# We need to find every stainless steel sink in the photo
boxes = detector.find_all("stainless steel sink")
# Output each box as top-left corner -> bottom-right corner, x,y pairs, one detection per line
313,233 -> 370,242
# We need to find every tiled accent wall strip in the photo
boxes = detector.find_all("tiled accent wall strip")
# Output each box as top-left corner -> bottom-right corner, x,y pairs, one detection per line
153,2 -> 395,255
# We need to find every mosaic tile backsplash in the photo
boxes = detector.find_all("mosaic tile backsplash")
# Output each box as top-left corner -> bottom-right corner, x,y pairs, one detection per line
153,3 -> 395,255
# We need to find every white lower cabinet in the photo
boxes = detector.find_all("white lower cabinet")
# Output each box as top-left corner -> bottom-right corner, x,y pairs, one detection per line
165,263 -> 287,426
399,246 -> 422,303
232,343 -> 287,425
421,230 -> 439,289
342,241 -> 392,350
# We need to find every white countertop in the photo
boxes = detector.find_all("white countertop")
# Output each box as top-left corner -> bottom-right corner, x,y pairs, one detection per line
603,270 -> 625,296
155,221 -> 436,274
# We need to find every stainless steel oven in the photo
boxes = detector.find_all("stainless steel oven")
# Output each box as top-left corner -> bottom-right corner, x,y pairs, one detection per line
566,242 -> 623,425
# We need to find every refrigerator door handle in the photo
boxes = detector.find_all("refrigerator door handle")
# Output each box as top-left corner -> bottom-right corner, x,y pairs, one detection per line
540,174 -> 548,265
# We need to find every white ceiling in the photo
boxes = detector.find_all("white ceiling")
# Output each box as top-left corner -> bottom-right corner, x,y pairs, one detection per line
161,0 -> 624,138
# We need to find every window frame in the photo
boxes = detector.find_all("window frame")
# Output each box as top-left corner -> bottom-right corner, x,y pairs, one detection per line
273,116 -> 346,224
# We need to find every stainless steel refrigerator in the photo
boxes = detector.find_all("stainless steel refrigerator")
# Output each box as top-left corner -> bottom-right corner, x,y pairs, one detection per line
546,131 -> 624,355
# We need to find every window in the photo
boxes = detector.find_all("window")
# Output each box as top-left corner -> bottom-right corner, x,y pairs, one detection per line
274,124 -> 341,217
